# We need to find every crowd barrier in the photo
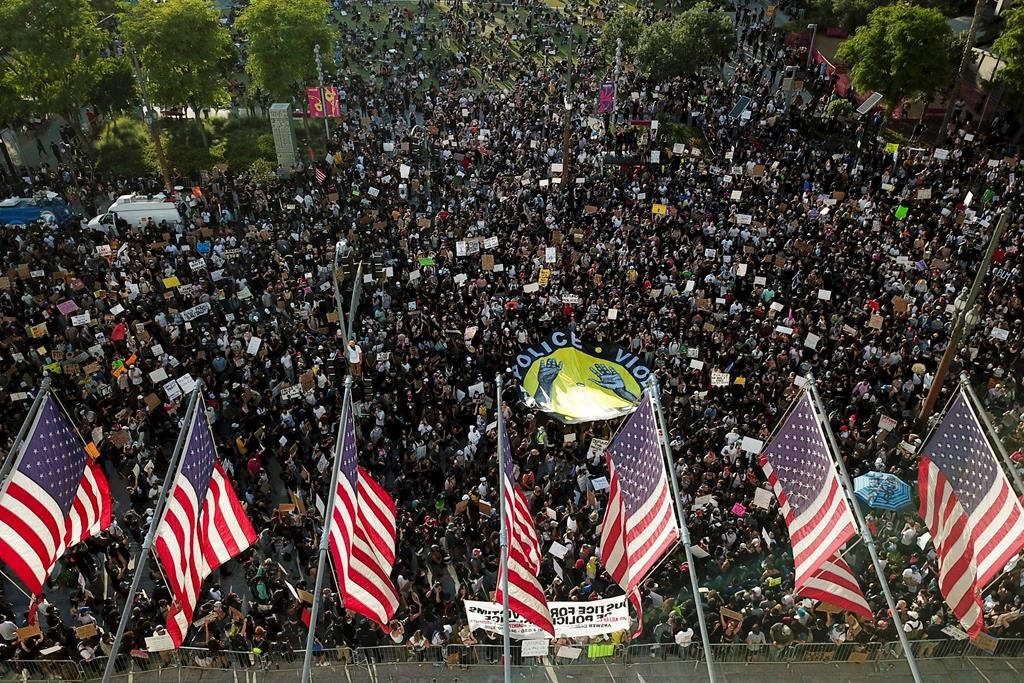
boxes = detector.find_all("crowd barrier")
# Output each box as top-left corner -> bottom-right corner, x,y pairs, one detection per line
2,638 -> 1023,681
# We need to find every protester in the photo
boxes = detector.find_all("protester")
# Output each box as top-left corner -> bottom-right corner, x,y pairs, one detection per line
0,0 -> 1023,671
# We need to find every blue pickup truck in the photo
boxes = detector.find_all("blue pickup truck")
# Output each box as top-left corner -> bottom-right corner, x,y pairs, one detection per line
0,193 -> 73,226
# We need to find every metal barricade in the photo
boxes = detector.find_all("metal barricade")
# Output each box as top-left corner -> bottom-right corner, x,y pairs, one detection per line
0,659 -> 84,680
7,637 -> 1024,680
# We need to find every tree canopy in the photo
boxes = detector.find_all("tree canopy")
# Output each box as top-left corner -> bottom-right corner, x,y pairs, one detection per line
599,7 -> 643,63
120,0 -> 233,116
836,4 -> 955,109
993,7 -> 1024,109
636,3 -> 733,81
0,0 -> 106,125
236,0 -> 338,102
806,0 -> 960,33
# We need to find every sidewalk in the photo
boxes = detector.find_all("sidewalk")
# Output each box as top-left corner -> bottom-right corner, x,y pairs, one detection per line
1,117 -> 68,171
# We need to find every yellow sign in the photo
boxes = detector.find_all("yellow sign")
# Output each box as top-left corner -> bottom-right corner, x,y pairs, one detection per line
514,330 -> 650,424
538,269 -> 551,286
162,276 -> 181,288
884,142 -> 900,155
652,203 -> 668,215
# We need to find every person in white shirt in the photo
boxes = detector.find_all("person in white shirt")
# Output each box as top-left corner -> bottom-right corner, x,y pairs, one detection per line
745,624 -> 767,657
347,340 -> 363,377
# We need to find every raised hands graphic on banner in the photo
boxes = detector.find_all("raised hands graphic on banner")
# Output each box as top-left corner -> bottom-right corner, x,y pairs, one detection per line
589,364 -> 639,403
534,358 -> 563,404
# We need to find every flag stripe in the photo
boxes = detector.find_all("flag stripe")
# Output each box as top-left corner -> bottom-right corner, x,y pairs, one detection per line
799,555 -> 872,619
918,390 -> 1024,640
920,459 -> 983,637
759,393 -> 869,618
599,394 -> 679,637
494,418 -> 554,636
328,407 -> 399,632
341,467 -> 399,628
155,399 -> 256,647
0,394 -> 112,596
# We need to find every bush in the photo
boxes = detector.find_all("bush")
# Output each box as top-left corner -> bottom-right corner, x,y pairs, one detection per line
93,116 -> 154,177
248,158 -> 277,186
160,120 -> 218,177
824,98 -> 855,120
92,114 -> 278,177
215,118 -> 277,169
654,113 -> 708,152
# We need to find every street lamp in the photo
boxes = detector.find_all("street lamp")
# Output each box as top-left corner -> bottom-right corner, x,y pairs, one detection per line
561,96 -> 572,192
806,23 -> 818,72
920,210 -> 1009,419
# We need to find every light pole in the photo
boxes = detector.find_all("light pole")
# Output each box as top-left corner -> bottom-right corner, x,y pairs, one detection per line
937,0 -> 986,145
920,210 -> 1009,420
314,44 -> 330,146
561,96 -> 572,192
806,23 -> 817,72
99,13 -> 172,193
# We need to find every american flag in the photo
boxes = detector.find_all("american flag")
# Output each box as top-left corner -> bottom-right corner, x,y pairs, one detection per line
494,417 -> 554,635
599,393 -> 679,632
759,392 -> 871,618
328,403 -> 399,630
0,393 -> 111,595
314,167 -> 326,185
155,398 -> 257,647
919,389 -> 1024,637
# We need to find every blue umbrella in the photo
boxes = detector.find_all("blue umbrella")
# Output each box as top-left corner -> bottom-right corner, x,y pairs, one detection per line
853,471 -> 913,510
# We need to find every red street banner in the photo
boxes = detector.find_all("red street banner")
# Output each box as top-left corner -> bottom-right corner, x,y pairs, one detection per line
324,86 -> 341,118
597,82 -> 615,114
307,87 -> 325,118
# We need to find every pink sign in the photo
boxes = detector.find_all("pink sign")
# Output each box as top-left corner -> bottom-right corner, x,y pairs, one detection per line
306,87 -> 324,118
323,86 -> 341,118
597,82 -> 615,114
57,300 -> 79,315
731,502 -> 746,517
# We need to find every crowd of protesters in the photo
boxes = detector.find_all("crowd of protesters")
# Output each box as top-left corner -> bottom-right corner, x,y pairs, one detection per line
0,0 -> 1023,672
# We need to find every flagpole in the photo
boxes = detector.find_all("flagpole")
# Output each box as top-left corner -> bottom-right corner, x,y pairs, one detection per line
101,384 -> 203,683
332,241 -> 350,343
0,380 -> 49,498
496,374 -> 512,683
301,374 -> 353,683
346,261 -> 363,341
960,378 -> 1024,495
806,378 -> 923,683
648,377 -> 717,683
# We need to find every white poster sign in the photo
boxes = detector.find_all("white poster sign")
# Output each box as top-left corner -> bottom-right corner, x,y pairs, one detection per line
588,438 -> 609,460
752,487 -> 773,510
464,596 -> 629,639
181,302 -> 211,321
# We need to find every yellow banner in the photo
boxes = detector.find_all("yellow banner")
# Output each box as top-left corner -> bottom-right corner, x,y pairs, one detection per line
513,330 -> 649,423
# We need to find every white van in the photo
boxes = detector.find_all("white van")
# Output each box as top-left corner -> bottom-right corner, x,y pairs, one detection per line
87,193 -> 183,232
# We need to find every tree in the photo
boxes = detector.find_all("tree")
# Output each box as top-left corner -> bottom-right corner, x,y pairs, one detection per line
836,4 -> 955,110
636,3 -> 733,81
236,0 -> 338,103
807,0 -> 960,33
0,0 -> 106,140
599,7 -> 643,63
993,8 -> 1024,109
86,55 -> 138,119
120,0 -> 233,144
